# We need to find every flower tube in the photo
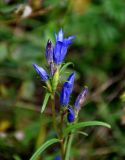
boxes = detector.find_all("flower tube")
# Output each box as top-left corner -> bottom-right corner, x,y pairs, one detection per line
54,29 -> 74,65
60,73 -> 75,106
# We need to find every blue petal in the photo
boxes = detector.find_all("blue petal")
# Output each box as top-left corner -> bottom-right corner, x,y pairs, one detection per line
59,45 -> 68,63
60,87 -> 70,106
67,36 -> 75,41
33,64 -> 49,81
54,41 -> 68,65
66,72 -> 75,91
67,107 -> 75,123
54,41 -> 62,64
63,36 -> 75,45
56,28 -> 64,42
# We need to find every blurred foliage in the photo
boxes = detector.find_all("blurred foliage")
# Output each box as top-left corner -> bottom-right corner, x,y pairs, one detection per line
0,0 -> 125,160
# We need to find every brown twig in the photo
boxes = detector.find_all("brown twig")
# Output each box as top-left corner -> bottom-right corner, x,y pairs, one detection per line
0,6 -> 53,25
90,68 -> 125,102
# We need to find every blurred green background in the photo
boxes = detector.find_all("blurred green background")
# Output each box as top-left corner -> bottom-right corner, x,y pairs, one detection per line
0,0 -> 125,159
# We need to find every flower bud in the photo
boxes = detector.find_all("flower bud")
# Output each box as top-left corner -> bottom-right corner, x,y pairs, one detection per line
60,73 -> 75,106
67,107 -> 75,123
33,64 -> 49,81
50,63 -> 54,76
45,39 -> 53,65
75,86 -> 88,112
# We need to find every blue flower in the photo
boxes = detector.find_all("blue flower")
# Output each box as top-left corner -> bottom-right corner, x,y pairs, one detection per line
74,86 -> 88,111
45,39 -> 53,65
60,73 -> 75,106
33,64 -> 49,81
54,29 -> 75,65
67,107 -> 75,123
54,155 -> 61,160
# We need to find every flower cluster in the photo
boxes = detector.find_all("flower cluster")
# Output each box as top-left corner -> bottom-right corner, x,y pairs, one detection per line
30,29 -> 111,160
33,29 -> 88,123
33,29 -> 74,92
33,29 -> 74,82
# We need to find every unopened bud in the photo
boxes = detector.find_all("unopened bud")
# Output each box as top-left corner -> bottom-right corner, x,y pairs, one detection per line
74,86 -> 88,112
45,40 -> 53,65
60,73 -> 75,106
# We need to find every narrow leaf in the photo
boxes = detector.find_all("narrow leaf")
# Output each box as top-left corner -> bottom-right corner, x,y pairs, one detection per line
64,121 -> 111,135
41,93 -> 50,113
30,138 -> 60,160
65,133 -> 74,160
60,62 -> 73,74
76,131 -> 88,136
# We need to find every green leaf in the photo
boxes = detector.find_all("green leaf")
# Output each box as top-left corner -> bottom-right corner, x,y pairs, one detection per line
76,131 -> 88,136
60,62 -> 74,74
64,121 -> 111,135
41,93 -> 50,113
30,138 -> 60,160
65,134 -> 74,160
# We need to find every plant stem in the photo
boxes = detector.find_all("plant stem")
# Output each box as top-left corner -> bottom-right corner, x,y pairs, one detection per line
51,93 -> 65,160
65,133 -> 74,160
51,94 -> 59,138
60,112 -> 65,159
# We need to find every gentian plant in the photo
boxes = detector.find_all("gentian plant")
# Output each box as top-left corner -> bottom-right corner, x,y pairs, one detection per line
30,29 -> 111,160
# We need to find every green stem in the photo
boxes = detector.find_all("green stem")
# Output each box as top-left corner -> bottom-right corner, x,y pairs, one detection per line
51,94 -> 65,160
51,94 -> 59,138
64,136 -> 68,154
60,112 -> 65,159
65,133 -> 74,160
